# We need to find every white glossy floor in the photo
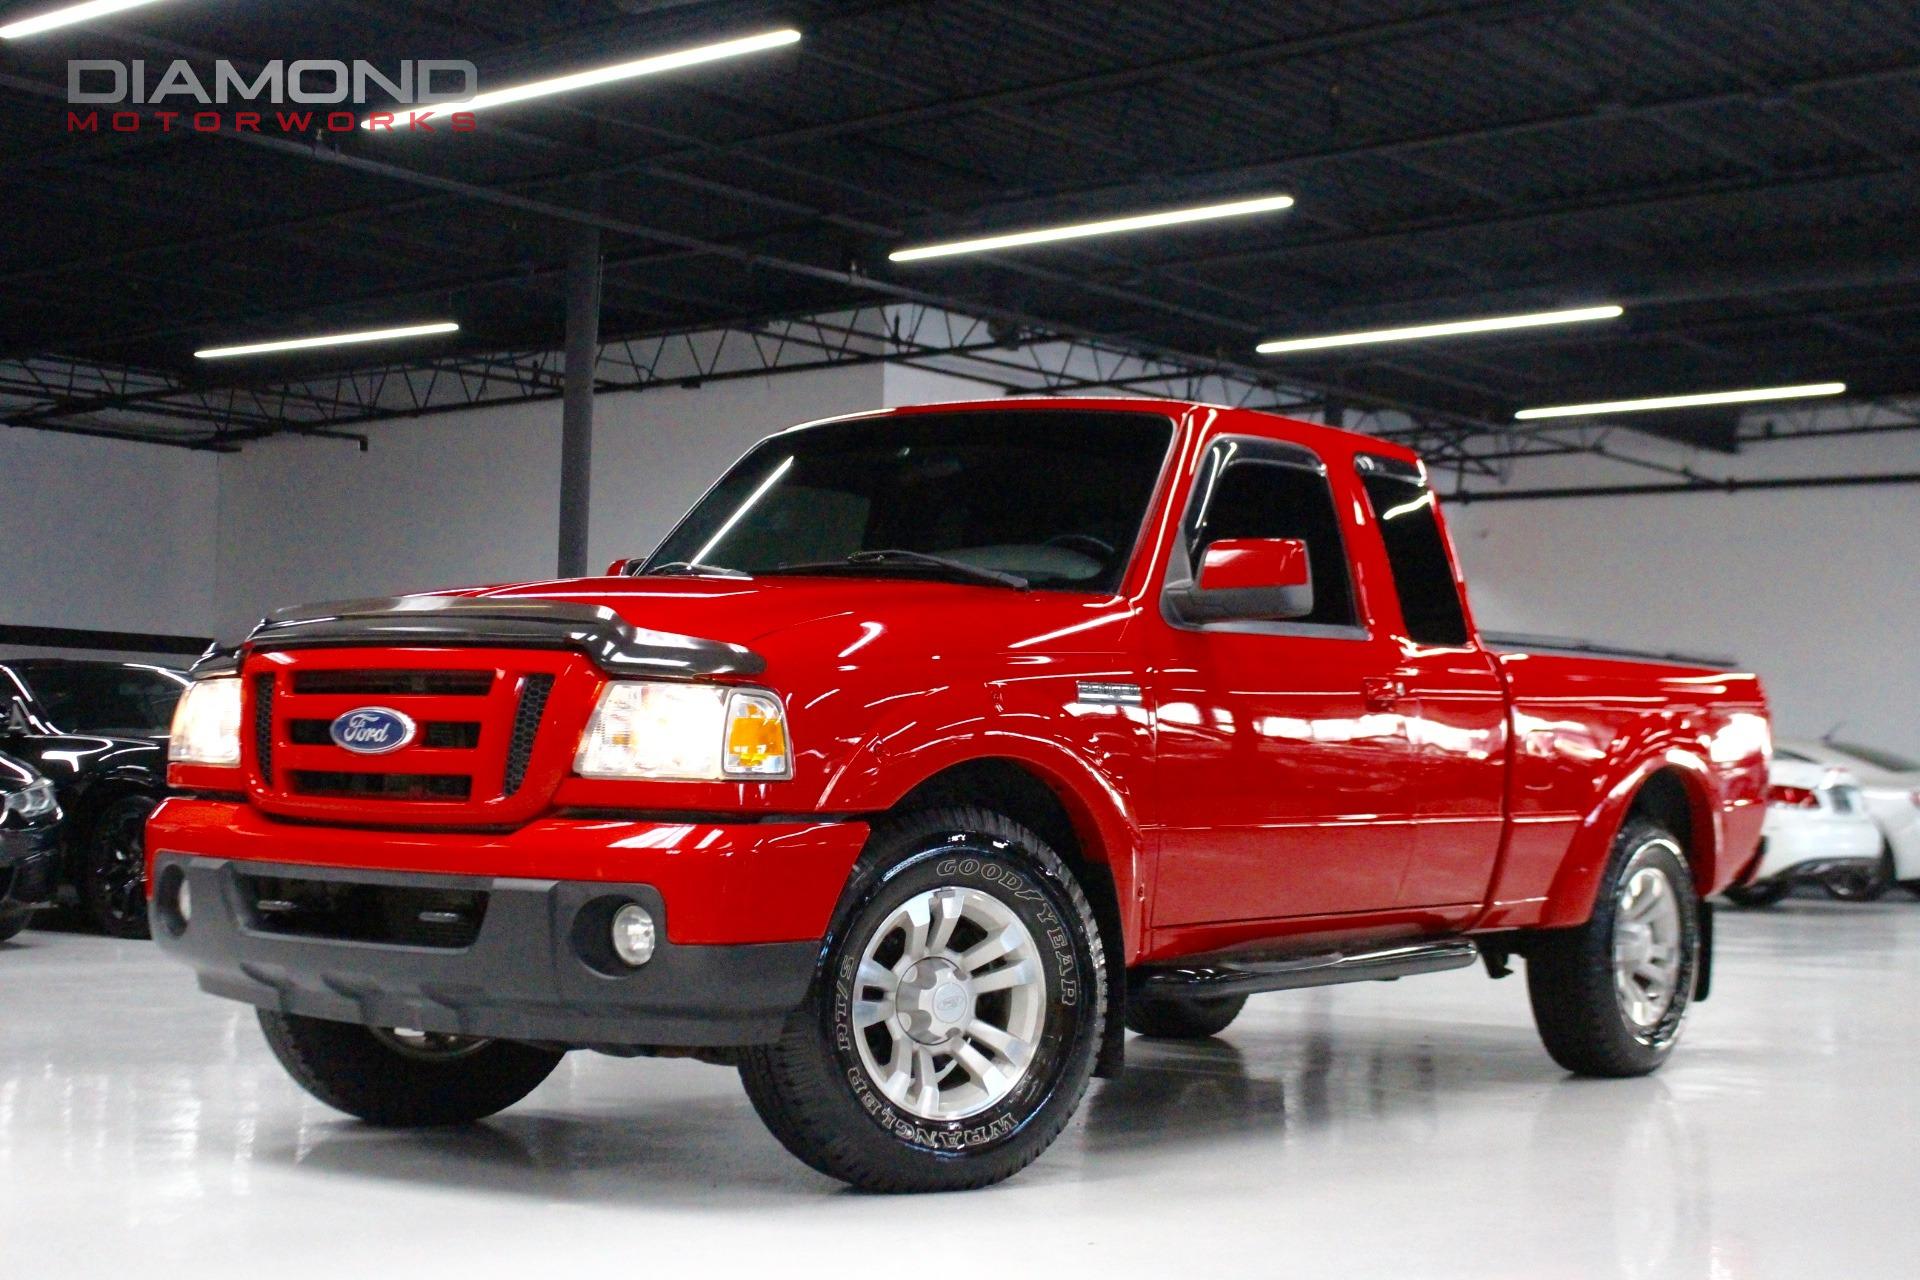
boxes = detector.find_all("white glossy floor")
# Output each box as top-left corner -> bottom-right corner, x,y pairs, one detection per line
4,895 -> 1917,1279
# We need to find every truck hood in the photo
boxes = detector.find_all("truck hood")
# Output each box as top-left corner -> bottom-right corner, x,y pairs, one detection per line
455,574 -> 1135,665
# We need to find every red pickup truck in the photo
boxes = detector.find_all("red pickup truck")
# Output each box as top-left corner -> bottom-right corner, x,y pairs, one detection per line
150,400 -> 1770,1191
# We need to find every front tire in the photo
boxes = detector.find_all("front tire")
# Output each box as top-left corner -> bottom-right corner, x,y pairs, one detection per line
257,1011 -> 564,1126
1527,821 -> 1699,1078
80,793 -> 157,939
738,806 -> 1107,1192
0,907 -> 29,944
1125,993 -> 1246,1039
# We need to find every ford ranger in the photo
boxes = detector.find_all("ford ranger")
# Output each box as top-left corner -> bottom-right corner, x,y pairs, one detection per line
149,400 -> 1771,1192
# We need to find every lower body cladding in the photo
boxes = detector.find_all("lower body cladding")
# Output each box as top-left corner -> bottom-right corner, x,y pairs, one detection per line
146,800 -> 870,1048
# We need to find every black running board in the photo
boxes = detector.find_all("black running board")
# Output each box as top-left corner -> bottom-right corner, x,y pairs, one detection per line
1132,937 -> 1480,1000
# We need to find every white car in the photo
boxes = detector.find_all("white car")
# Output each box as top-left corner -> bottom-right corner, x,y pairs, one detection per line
1722,757 -> 1883,908
1772,739 -> 1920,900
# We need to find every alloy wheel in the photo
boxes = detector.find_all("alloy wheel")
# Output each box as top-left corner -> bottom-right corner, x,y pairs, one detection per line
849,885 -> 1047,1121
1612,863 -> 1684,1031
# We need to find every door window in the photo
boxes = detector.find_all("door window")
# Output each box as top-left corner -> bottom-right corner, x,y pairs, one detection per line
1185,439 -> 1356,628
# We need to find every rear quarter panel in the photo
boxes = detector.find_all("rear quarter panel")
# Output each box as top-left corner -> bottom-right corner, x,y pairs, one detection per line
1485,651 -> 1769,929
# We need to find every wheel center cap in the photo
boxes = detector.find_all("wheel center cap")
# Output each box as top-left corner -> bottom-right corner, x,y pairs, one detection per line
897,958 -> 971,1044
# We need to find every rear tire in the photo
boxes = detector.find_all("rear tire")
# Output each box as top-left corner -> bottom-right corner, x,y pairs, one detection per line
1824,846 -> 1894,902
1527,820 -> 1699,1078
1722,880 -> 1791,909
80,793 -> 157,939
738,806 -> 1106,1193
1125,993 -> 1246,1039
0,907 -> 28,944
257,1011 -> 563,1126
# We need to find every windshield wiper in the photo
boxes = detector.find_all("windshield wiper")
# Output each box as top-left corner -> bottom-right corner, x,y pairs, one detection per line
768,549 -> 1028,590
639,560 -> 751,579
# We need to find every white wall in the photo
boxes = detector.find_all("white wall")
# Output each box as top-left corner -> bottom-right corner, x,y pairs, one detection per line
1447,430 -> 1920,758
212,399 -> 562,635
0,429 -> 217,640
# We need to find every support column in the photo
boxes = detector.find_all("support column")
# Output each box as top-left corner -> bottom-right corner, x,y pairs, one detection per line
558,224 -> 602,578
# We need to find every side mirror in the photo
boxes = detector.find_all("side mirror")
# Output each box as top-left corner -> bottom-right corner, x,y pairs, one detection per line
1167,537 -> 1314,623
604,558 -> 633,576
4,700 -> 29,735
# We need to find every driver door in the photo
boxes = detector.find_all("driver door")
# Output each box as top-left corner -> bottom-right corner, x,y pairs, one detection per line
1149,438 -> 1416,925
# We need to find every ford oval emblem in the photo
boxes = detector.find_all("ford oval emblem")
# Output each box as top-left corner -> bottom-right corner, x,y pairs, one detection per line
329,706 -> 417,755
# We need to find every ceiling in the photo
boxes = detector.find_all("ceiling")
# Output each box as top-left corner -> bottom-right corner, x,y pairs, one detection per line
2,0 -> 1918,448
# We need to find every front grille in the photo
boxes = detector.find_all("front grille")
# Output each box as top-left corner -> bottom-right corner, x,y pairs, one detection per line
290,770 -> 473,801
291,669 -> 493,697
287,719 -> 481,749
253,673 -> 275,786
503,674 -> 554,795
246,650 -> 576,820
237,872 -> 486,948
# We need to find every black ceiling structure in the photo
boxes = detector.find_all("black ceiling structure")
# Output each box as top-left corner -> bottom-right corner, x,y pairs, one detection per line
2,0 -> 1919,456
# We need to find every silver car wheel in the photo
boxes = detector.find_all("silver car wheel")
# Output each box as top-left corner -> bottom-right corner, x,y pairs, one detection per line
850,885 -> 1047,1122
1612,858 -> 1684,1031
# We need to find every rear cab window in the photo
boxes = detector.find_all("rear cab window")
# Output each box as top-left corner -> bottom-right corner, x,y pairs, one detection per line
1354,454 -> 1471,647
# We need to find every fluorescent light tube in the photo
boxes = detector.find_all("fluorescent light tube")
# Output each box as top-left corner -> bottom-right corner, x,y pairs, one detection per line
1515,382 -> 1847,420
0,0 -> 168,39
1257,305 -> 1623,355
889,194 -> 1295,262
364,28 -> 800,126
195,321 -> 459,360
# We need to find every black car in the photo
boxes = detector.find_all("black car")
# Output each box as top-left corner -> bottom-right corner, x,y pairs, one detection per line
1,750 -> 62,943
0,659 -> 186,937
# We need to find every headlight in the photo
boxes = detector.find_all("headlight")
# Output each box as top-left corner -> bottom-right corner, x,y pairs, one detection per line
169,677 -> 243,767
2,779 -> 59,823
575,682 -> 792,781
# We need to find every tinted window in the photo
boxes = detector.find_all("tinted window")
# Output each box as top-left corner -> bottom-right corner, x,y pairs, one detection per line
647,411 -> 1173,593
1358,465 -> 1470,646
1187,440 -> 1355,627
16,662 -> 187,735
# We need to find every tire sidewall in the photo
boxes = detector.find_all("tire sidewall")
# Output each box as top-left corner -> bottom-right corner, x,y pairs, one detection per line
808,829 -> 1102,1169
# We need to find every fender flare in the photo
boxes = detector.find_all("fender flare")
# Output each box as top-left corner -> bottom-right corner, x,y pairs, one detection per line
1538,747 -> 1725,929
820,713 -> 1151,963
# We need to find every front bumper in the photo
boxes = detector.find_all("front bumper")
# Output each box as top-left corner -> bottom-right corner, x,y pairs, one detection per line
147,799 -> 869,1047
0,823 -> 59,912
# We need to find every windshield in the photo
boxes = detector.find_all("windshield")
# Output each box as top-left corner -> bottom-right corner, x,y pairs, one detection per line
1828,741 -> 1919,773
645,411 -> 1175,592
18,663 -> 187,736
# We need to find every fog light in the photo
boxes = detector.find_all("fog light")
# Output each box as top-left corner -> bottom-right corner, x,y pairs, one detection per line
611,903 -> 656,967
177,878 -> 192,926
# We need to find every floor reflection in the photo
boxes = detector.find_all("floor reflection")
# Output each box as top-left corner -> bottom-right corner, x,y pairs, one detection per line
3,896 -> 1916,1278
